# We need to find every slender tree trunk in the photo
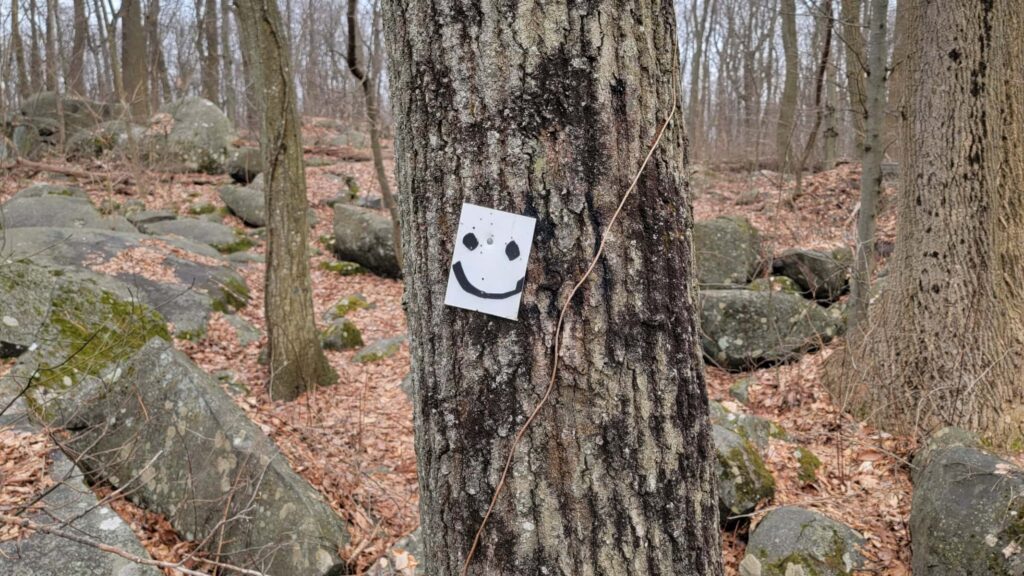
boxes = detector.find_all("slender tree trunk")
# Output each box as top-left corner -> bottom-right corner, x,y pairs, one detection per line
121,0 -> 147,117
840,0 -> 866,152
235,0 -> 337,402
145,0 -> 171,110
823,34 -> 839,168
67,0 -> 88,95
221,0 -> 238,122
828,0 -> 1024,445
847,0 -> 888,329
777,0 -> 799,171
794,0 -> 834,191
43,0 -> 56,91
29,0 -> 43,94
688,0 -> 713,154
382,0 -> 723,574
346,0 -> 402,269
201,0 -> 220,103
12,0 -> 30,99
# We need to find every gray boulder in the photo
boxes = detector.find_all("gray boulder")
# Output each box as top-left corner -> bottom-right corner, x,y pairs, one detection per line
354,336 -> 406,363
140,218 -> 252,254
145,97 -> 236,174
0,195 -> 134,232
0,262 -> 57,357
772,247 -> 851,303
0,451 -> 161,576
910,428 -> 1024,575
219,178 -> 317,228
333,204 -> 400,278
364,528 -> 424,576
699,289 -> 840,370
741,507 -> 865,576
709,400 -> 785,452
694,216 -> 763,287
713,425 -> 775,524
227,146 -> 262,183
44,338 -> 348,576
0,228 -> 247,336
65,119 -> 146,160
126,209 -> 177,228
10,92 -> 127,158
11,182 -> 89,201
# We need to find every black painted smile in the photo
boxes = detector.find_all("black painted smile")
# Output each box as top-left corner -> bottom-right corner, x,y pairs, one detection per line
452,261 -> 525,300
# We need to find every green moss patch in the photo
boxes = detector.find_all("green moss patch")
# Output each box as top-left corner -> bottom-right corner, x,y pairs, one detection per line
319,260 -> 366,276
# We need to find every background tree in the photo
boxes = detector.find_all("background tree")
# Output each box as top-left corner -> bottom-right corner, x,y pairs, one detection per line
235,0 -> 338,402
121,0 -> 148,117
345,0 -> 401,268
828,0 -> 1024,444
840,0 -> 866,151
776,0 -> 799,170
68,0 -> 89,96
846,0 -> 889,328
382,0 -> 723,573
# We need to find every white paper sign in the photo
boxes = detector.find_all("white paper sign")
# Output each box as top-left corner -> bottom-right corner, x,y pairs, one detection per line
444,203 -> 536,320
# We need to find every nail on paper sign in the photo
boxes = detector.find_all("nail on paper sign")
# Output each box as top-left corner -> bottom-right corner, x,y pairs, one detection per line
444,203 -> 536,320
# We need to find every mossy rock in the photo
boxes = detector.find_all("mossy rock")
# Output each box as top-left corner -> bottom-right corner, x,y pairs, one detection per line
709,400 -> 787,451
712,424 -> 776,525
353,336 -> 406,363
910,428 -> 1024,575
796,447 -> 822,484
188,202 -> 218,215
743,507 -> 865,576
319,260 -> 366,276
9,276 -> 171,421
321,319 -> 363,351
323,294 -> 371,322
694,216 -> 764,287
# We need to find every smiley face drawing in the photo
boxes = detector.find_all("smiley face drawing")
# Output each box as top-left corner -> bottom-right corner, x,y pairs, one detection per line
444,203 -> 536,320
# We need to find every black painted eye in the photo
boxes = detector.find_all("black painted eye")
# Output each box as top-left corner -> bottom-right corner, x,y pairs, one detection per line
505,240 -> 520,260
463,233 -> 479,250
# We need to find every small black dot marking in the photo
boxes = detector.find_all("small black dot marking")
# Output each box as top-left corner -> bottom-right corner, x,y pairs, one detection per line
463,233 -> 479,250
505,240 -> 520,260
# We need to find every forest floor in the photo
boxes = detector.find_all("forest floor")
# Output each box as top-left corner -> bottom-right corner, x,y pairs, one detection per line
1,132 -> 931,574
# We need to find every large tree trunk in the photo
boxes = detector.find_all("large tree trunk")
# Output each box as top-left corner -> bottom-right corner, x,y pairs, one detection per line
221,0 -> 238,122
28,0 -> 43,94
382,0 -> 723,574
776,0 -> 799,171
121,0 -> 149,118
234,0 -> 337,402
828,0 -> 1024,445
69,0 -> 89,96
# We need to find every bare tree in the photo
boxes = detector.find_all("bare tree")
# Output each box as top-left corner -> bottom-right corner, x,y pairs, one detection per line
846,0 -> 888,328
235,0 -> 338,401
345,0 -> 401,269
776,0 -> 799,171
121,0 -> 148,117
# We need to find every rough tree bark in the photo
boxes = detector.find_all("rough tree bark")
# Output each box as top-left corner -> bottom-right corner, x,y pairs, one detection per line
846,0 -> 888,329
827,0 -> 1024,445
235,0 -> 337,402
777,0 -> 799,171
121,0 -> 149,118
382,0 -> 723,574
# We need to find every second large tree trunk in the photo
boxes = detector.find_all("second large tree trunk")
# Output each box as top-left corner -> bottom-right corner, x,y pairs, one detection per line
828,0 -> 1024,445
382,0 -> 723,574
